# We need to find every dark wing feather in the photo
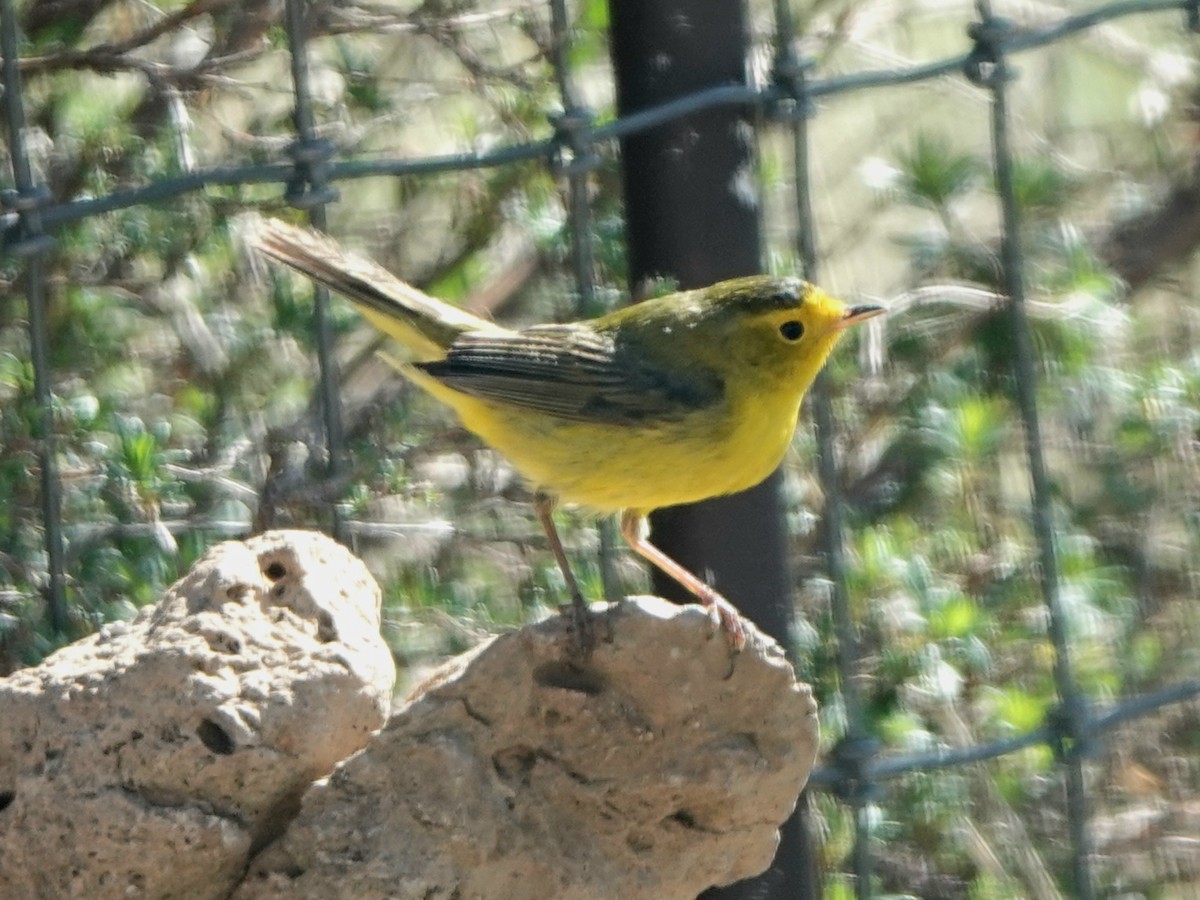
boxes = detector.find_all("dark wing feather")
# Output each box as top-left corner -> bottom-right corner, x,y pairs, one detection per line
413,324 -> 723,425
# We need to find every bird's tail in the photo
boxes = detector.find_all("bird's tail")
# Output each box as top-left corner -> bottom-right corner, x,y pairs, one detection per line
252,218 -> 504,360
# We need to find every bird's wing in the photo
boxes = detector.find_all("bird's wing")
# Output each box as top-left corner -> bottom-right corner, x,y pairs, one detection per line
413,324 -> 723,425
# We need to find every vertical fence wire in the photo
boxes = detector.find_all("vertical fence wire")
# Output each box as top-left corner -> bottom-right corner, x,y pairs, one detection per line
967,3 -> 1095,895
282,0 -> 347,540
547,0 -> 619,600
770,27 -> 829,900
0,0 -> 68,636
771,10 -> 879,897
800,115 -> 881,900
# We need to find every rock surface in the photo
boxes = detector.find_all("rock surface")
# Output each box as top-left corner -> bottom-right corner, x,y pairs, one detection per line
0,530 -> 395,900
237,596 -> 818,900
1,532 -> 818,900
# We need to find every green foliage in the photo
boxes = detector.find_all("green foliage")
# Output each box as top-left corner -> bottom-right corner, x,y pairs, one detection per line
896,132 -> 982,212
1008,156 -> 1078,213
791,97 -> 1198,890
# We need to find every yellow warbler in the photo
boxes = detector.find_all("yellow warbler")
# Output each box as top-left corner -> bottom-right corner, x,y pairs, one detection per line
254,219 -> 882,650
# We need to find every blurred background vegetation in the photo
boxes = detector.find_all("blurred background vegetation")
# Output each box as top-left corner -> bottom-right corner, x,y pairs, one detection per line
2,0 -> 1199,895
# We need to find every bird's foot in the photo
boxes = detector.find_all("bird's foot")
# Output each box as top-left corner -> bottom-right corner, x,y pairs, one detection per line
565,591 -> 595,657
696,587 -> 746,654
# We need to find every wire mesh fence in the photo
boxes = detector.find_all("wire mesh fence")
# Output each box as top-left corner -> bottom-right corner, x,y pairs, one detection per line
3,0 -> 1200,896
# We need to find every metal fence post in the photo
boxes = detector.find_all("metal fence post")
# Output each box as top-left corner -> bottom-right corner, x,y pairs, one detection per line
609,0 -> 798,681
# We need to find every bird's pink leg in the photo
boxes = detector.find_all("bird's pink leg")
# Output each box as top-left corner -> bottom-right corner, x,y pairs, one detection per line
619,510 -> 746,652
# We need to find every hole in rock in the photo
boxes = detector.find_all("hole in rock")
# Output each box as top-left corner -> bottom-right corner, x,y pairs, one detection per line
197,719 -> 235,755
532,661 -> 605,696
493,746 -> 538,785
666,809 -> 698,830
316,610 -> 337,642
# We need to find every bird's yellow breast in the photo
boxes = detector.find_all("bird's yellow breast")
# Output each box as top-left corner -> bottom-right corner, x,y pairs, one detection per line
409,366 -> 803,513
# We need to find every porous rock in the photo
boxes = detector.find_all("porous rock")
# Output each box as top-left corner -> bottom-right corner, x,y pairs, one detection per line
237,596 -> 818,900
0,529 -> 395,900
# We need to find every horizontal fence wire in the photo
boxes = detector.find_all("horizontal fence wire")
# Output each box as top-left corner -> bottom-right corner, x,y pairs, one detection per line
4,0 -> 1200,896
6,0 -> 1197,246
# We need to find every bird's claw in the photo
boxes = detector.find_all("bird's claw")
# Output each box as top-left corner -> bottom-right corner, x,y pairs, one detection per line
565,592 -> 595,657
697,588 -> 746,653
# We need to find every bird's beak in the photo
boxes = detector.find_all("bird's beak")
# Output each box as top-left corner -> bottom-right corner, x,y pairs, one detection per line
835,304 -> 885,331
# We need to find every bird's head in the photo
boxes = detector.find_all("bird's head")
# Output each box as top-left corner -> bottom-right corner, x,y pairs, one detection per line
693,275 -> 883,393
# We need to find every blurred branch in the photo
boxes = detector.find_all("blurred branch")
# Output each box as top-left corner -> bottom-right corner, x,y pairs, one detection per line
18,0 -> 265,82
19,46 -> 264,81
1100,178 -> 1200,293
322,4 -> 527,36
20,0 -> 235,72
162,463 -> 260,506
415,16 -> 539,91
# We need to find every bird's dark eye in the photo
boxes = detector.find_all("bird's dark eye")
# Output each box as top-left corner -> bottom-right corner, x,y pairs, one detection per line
779,320 -> 804,341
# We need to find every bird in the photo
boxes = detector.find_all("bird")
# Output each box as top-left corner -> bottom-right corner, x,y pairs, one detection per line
253,218 -> 883,652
